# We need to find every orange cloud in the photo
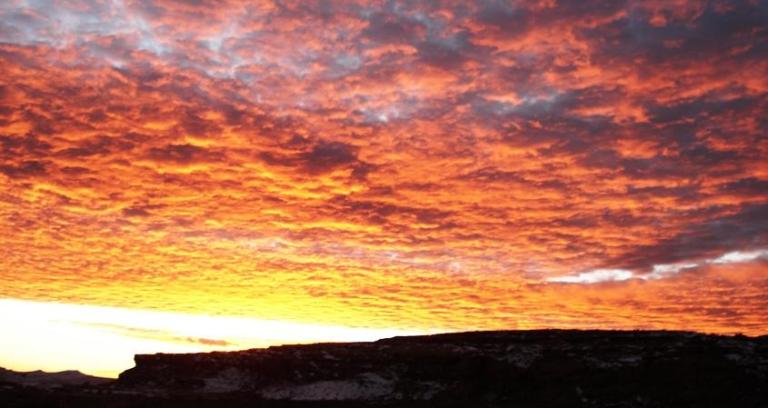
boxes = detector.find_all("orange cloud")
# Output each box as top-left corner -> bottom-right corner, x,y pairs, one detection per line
0,0 -> 766,339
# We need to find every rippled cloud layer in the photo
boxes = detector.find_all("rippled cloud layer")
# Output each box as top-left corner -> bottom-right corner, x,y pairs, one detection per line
1,0 -> 766,335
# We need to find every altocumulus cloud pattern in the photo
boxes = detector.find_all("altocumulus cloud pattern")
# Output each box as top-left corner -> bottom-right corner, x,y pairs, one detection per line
0,0 -> 767,334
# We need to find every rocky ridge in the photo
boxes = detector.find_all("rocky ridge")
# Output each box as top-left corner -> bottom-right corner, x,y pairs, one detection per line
117,330 -> 768,406
2,330 -> 767,407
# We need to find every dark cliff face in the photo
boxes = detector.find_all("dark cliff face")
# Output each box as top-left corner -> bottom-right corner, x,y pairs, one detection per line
2,330 -> 767,407
113,330 -> 768,407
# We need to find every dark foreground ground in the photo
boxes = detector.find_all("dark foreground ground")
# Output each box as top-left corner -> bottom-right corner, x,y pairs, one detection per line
2,330 -> 767,407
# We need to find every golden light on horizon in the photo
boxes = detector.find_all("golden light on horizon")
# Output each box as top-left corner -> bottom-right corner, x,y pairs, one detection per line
0,298 -> 423,378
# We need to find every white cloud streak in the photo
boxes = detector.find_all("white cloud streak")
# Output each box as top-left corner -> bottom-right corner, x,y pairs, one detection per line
548,248 -> 767,284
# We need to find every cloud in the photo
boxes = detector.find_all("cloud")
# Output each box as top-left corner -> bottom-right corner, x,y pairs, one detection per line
362,12 -> 426,44
147,144 -> 224,164
710,250 -> 768,265
0,161 -> 47,178
259,139 -> 371,179
547,269 -> 635,284
606,204 -> 768,271
301,141 -> 360,173
56,136 -> 134,158
78,322 -> 233,347
721,178 -> 768,197
122,206 -> 151,217
549,248 -> 768,284
0,0 -> 766,336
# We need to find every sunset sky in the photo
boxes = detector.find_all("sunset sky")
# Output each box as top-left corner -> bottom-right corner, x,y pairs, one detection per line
1,0 -> 767,377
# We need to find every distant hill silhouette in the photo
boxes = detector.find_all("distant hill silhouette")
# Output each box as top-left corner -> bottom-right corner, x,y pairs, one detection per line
0,367 -> 110,388
2,330 -> 767,407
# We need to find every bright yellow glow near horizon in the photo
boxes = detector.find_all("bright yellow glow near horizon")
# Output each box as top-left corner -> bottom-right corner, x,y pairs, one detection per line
0,298 -> 427,378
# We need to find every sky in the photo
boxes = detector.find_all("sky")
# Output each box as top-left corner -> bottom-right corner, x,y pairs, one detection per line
0,0 -> 767,377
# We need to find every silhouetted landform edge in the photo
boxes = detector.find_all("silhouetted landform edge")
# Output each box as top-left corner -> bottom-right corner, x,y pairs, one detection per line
2,329 -> 767,407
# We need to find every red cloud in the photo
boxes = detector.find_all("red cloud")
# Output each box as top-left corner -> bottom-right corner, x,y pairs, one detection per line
0,0 -> 766,335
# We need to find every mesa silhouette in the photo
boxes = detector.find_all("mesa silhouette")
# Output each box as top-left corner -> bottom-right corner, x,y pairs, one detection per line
2,330 -> 767,407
